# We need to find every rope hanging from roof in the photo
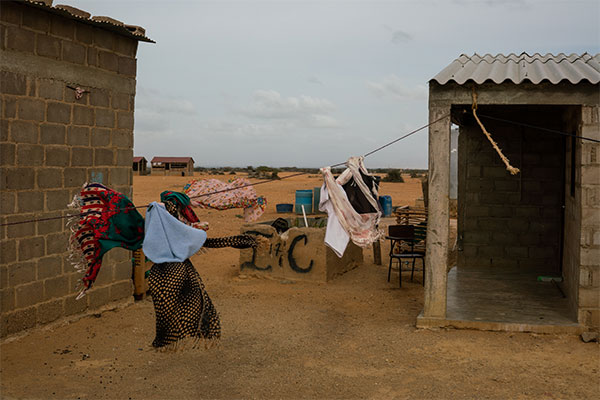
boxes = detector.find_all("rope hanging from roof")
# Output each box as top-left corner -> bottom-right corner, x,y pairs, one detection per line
471,88 -> 520,175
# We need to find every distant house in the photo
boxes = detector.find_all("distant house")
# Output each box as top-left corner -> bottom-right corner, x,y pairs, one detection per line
151,156 -> 194,176
132,156 -> 148,175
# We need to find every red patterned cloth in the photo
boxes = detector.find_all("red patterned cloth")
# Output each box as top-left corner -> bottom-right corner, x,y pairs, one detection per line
68,183 -> 145,297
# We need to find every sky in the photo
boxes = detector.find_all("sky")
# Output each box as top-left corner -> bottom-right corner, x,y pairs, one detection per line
68,0 -> 599,169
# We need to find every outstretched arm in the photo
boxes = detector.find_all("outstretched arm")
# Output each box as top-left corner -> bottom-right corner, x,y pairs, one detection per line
204,235 -> 258,249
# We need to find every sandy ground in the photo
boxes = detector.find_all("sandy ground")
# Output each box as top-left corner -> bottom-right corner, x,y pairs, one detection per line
1,173 -> 598,399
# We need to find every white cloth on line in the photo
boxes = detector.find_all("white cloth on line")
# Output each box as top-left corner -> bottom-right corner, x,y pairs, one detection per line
319,183 -> 350,257
320,156 -> 383,257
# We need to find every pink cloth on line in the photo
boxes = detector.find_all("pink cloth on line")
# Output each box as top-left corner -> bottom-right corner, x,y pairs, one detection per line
183,178 -> 267,222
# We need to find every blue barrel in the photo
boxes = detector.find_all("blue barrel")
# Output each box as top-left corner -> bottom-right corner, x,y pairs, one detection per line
295,190 -> 313,214
379,195 -> 392,217
313,187 -> 321,213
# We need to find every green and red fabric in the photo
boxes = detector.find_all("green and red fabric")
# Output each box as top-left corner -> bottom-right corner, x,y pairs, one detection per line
160,191 -> 199,224
68,183 -> 145,295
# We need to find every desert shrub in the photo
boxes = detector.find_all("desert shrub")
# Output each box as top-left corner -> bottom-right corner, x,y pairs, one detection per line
270,171 -> 280,180
383,169 -> 404,182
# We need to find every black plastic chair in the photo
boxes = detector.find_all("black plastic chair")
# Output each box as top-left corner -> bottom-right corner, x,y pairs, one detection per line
386,225 -> 425,287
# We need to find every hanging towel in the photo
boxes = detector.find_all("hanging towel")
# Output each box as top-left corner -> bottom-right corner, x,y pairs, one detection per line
319,183 -> 350,257
183,178 -> 266,222
142,202 -> 207,263
321,156 -> 383,256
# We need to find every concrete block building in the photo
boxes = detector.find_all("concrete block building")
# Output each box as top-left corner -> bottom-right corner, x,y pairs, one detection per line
0,0 -> 152,337
419,53 -> 599,333
151,156 -> 194,176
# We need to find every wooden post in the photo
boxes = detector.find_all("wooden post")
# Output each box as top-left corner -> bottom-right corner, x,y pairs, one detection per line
132,249 -> 149,299
373,240 -> 382,265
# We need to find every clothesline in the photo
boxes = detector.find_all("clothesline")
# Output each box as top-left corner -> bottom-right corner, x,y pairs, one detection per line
3,111 -> 593,228
0,115 -> 449,228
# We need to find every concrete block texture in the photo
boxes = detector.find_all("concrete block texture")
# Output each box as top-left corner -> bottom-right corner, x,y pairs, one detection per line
36,33 -> 61,60
6,307 -> 37,335
1,0 -> 140,337
38,79 -> 64,101
0,142 -> 16,166
40,123 -> 66,144
6,25 -> 35,53
62,40 -> 86,64
458,117 -> 565,273
18,98 -> 45,121
37,299 -> 64,324
1,71 -> 27,95
9,120 -> 38,143
3,96 -> 18,118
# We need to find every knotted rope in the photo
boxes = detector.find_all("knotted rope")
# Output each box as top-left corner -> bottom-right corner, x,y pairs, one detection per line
471,89 -> 520,175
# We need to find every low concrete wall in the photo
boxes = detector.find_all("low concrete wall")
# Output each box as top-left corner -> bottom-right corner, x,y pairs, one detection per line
240,222 -> 363,282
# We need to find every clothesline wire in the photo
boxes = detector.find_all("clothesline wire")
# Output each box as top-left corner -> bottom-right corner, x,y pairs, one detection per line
184,113 -> 450,201
0,114 -> 450,228
477,114 -> 600,144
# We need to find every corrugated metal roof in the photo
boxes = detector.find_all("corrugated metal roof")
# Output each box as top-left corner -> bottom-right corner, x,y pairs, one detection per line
133,156 -> 146,163
18,0 -> 154,43
151,157 -> 195,163
431,53 -> 600,85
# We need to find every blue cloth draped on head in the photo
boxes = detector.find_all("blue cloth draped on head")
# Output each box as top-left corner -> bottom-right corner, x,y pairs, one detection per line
142,201 -> 207,263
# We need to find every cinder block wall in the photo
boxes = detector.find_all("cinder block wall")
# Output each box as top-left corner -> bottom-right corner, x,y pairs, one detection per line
457,107 -> 566,273
578,105 -> 600,329
0,2 -> 138,337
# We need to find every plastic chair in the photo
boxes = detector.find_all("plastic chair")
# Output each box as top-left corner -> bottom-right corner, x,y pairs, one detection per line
386,225 -> 425,287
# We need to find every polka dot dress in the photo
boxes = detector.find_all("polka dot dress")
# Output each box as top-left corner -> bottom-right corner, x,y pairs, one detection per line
149,259 -> 220,348
148,199 -> 258,349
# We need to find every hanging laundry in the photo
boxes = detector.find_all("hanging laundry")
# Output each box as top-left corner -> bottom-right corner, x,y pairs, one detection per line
320,156 -> 383,257
342,169 -> 381,214
319,184 -> 350,257
67,183 -> 145,296
183,177 -> 267,222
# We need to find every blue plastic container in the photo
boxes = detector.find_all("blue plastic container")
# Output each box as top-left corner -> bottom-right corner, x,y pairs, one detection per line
276,203 -> 293,213
313,187 -> 321,213
295,190 -> 313,214
379,195 -> 392,217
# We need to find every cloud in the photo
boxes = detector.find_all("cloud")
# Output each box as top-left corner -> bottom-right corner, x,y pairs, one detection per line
308,76 -> 323,85
134,86 -> 198,139
391,30 -> 412,44
383,25 -> 412,44
367,75 -> 427,101
136,87 -> 196,115
238,90 -> 341,129
240,90 -> 336,118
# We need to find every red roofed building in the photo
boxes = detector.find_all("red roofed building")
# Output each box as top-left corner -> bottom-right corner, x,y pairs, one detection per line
151,156 -> 194,176
132,156 -> 148,175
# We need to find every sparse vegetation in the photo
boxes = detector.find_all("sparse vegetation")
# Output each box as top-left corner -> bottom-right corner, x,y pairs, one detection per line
383,169 -> 404,182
